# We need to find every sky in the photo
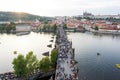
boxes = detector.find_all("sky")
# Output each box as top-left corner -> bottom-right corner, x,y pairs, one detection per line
0,0 -> 120,17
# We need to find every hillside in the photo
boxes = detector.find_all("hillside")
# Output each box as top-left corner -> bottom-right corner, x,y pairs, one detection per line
0,11 -> 52,21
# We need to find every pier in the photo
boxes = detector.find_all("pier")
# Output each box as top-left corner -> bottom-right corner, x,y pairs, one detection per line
55,26 -> 78,80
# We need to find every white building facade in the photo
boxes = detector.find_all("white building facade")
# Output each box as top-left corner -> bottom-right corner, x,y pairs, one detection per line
16,23 -> 31,32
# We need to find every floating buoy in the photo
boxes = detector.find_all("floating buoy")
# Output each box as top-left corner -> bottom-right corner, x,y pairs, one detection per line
116,64 -> 120,69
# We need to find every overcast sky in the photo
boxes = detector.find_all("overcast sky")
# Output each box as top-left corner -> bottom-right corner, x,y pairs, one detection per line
0,0 -> 120,16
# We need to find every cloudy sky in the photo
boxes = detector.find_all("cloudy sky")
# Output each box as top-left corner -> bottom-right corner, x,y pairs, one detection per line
0,0 -> 120,16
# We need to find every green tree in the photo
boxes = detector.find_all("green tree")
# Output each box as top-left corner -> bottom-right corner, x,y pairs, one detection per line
74,28 -> 76,32
53,24 -> 57,33
6,25 -> 11,33
26,51 -> 38,75
63,23 -> 67,29
0,25 -> 3,32
43,25 -> 46,31
39,56 -> 50,72
50,48 -> 58,68
95,26 -> 99,30
47,24 -> 51,31
10,22 -> 16,30
44,20 -> 48,24
12,54 -> 27,77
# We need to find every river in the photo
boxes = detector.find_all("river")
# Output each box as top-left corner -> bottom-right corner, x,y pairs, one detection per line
0,32 -> 54,73
68,32 -> 120,80
0,32 -> 120,80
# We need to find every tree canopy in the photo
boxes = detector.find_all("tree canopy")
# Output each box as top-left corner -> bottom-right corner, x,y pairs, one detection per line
50,48 -> 58,68
26,51 -> 38,75
0,22 -> 16,33
12,51 -> 38,77
12,49 -> 58,77
39,56 -> 50,72
95,26 -> 99,30
12,54 -> 27,77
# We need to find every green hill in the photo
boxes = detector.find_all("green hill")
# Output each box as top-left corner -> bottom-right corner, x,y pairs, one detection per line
0,11 -> 52,21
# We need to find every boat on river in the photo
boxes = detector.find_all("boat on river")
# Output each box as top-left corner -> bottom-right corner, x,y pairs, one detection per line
16,32 -> 30,36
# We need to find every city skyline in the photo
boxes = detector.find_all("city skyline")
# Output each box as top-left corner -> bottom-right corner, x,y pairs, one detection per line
0,0 -> 120,17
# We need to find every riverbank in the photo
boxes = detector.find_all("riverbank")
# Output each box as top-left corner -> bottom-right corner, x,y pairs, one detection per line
16,31 -> 30,36
91,30 -> 120,35
0,70 -> 55,80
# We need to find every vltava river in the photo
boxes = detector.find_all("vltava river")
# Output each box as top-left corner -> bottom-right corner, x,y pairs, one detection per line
0,32 -> 120,80
0,32 -> 54,73
68,32 -> 120,80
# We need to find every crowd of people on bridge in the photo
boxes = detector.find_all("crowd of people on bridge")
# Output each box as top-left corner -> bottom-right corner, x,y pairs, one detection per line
55,27 -> 78,80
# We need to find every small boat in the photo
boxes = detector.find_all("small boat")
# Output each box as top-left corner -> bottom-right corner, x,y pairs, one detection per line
16,32 -> 30,36
47,44 -> 52,48
116,64 -> 120,69
42,51 -> 49,56
97,53 -> 100,55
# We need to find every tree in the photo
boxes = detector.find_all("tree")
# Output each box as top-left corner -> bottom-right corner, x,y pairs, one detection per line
53,24 -> 57,33
12,54 -> 27,77
44,20 -> 48,24
95,26 -> 99,30
12,51 -> 39,77
43,25 -> 47,31
39,56 -> 50,72
74,28 -> 76,32
63,23 -> 67,29
6,24 -> 11,33
26,51 -> 38,75
50,48 -> 58,68
10,22 -> 16,30
47,24 -> 51,31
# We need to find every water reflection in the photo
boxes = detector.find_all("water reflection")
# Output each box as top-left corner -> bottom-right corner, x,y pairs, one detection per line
68,32 -> 120,80
92,32 -> 120,39
1,32 -> 120,80
0,32 -> 54,73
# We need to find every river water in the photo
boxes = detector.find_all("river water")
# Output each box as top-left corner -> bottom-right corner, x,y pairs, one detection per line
0,32 -> 54,73
68,32 -> 120,80
0,32 -> 120,80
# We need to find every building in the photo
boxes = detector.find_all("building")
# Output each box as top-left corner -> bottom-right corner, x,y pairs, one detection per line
16,23 -> 31,32
83,12 -> 94,18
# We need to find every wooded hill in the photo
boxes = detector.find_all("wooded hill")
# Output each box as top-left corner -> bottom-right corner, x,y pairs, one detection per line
0,11 -> 52,21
